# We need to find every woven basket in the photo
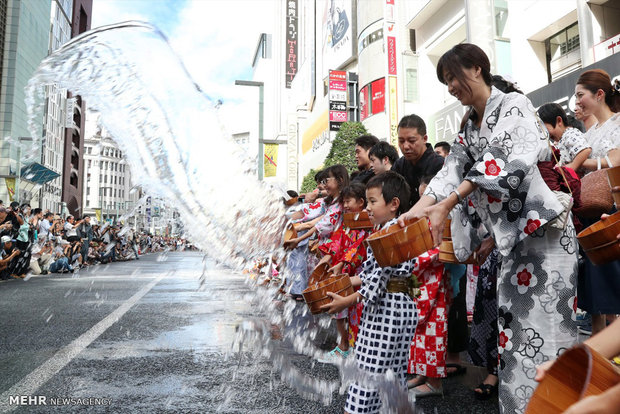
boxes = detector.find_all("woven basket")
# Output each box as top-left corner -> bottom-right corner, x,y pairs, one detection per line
608,166 -> 620,205
576,169 -> 614,218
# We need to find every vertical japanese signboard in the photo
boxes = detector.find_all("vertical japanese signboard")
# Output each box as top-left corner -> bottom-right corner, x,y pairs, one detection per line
328,70 -> 348,132
385,0 -> 398,147
285,0 -> 298,88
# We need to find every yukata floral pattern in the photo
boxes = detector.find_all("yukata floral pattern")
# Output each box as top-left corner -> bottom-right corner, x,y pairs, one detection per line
302,198 -> 343,248
425,87 -> 578,414
407,248 -> 450,379
345,219 -> 418,414
554,127 -> 589,166
468,249 -> 500,376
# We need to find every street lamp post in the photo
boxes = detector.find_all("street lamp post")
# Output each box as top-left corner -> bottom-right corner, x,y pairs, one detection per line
234,80 -> 264,180
16,137 -> 33,202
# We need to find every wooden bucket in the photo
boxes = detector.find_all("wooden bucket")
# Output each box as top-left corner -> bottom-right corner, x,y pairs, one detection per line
343,211 -> 373,229
307,263 -> 330,286
365,217 -> 434,268
607,165 -> 620,205
283,223 -> 298,244
285,196 -> 299,206
302,274 -> 354,315
438,220 -> 476,264
577,211 -> 620,265
525,344 -> 620,414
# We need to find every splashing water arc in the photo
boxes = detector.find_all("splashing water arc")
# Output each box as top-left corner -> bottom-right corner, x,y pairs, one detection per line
26,21 -> 286,267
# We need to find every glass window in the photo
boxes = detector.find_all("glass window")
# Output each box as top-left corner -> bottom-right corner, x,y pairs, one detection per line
405,68 -> 418,103
494,0 -> 509,39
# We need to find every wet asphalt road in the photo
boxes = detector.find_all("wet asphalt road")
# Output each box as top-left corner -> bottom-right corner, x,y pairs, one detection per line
0,252 -> 499,413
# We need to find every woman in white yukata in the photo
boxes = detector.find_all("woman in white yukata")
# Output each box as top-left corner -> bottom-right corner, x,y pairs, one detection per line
573,69 -> 620,336
399,43 -> 578,414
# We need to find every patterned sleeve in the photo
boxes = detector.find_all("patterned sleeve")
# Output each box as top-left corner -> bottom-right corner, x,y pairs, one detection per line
424,138 -> 474,202
358,246 -> 416,307
463,93 -> 548,199
300,199 -> 326,222
563,128 -> 590,163
340,229 -> 369,275
315,203 -> 343,240
318,226 -> 345,257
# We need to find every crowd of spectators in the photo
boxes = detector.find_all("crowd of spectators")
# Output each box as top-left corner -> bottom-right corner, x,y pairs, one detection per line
0,200 -> 192,280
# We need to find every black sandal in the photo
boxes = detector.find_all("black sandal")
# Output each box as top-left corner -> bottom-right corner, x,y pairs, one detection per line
474,383 -> 498,400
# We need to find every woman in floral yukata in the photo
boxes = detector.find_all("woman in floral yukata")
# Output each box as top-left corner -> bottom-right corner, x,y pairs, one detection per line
399,43 -> 578,414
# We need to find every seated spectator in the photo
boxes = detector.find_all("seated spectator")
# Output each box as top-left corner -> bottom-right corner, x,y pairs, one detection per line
30,240 -> 54,275
368,141 -> 398,175
64,215 -> 84,243
0,236 -> 20,279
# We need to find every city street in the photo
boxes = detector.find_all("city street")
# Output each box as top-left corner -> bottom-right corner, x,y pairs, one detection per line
0,252 -> 498,413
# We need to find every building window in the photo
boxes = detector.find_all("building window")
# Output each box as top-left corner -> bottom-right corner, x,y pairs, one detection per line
87,187 -> 90,195
405,68 -> 419,103
545,22 -> 581,82
547,23 -> 580,61
86,200 -> 89,207
494,0 -> 509,39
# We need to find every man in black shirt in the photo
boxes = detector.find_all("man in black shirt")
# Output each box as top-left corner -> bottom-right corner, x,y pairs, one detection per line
351,134 -> 379,184
391,114 -> 445,207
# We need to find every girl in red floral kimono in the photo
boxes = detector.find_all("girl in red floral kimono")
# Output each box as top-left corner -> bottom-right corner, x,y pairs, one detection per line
317,182 -> 369,361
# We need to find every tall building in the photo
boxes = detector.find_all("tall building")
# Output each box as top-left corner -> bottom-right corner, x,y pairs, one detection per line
0,0 -> 51,204
82,114 -> 138,225
61,0 -> 91,217
238,0 -> 620,191
40,0 -> 73,213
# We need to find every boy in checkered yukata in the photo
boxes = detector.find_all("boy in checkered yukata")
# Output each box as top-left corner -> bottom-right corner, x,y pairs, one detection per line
322,171 -> 418,414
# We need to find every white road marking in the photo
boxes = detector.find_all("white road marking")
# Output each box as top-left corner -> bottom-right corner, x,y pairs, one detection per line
0,273 -> 166,412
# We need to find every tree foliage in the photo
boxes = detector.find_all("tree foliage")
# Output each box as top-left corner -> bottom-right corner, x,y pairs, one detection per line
299,122 -> 367,193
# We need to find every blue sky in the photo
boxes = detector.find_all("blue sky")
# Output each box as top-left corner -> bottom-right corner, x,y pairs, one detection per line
92,0 -> 275,135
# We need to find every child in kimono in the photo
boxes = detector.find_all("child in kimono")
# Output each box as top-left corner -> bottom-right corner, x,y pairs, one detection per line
322,171 -> 418,414
316,182 -> 369,361
537,102 -> 591,171
406,176 -> 453,398
284,165 -> 349,251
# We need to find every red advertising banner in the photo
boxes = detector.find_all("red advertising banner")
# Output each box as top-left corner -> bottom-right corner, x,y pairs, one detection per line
329,70 -> 349,131
329,70 -> 347,81
329,111 -> 348,122
371,78 -> 385,114
329,80 -> 347,91
387,36 -> 397,76
360,85 -> 369,121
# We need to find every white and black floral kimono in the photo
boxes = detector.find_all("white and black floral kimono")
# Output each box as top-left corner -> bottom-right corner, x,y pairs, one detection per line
425,87 -> 578,414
